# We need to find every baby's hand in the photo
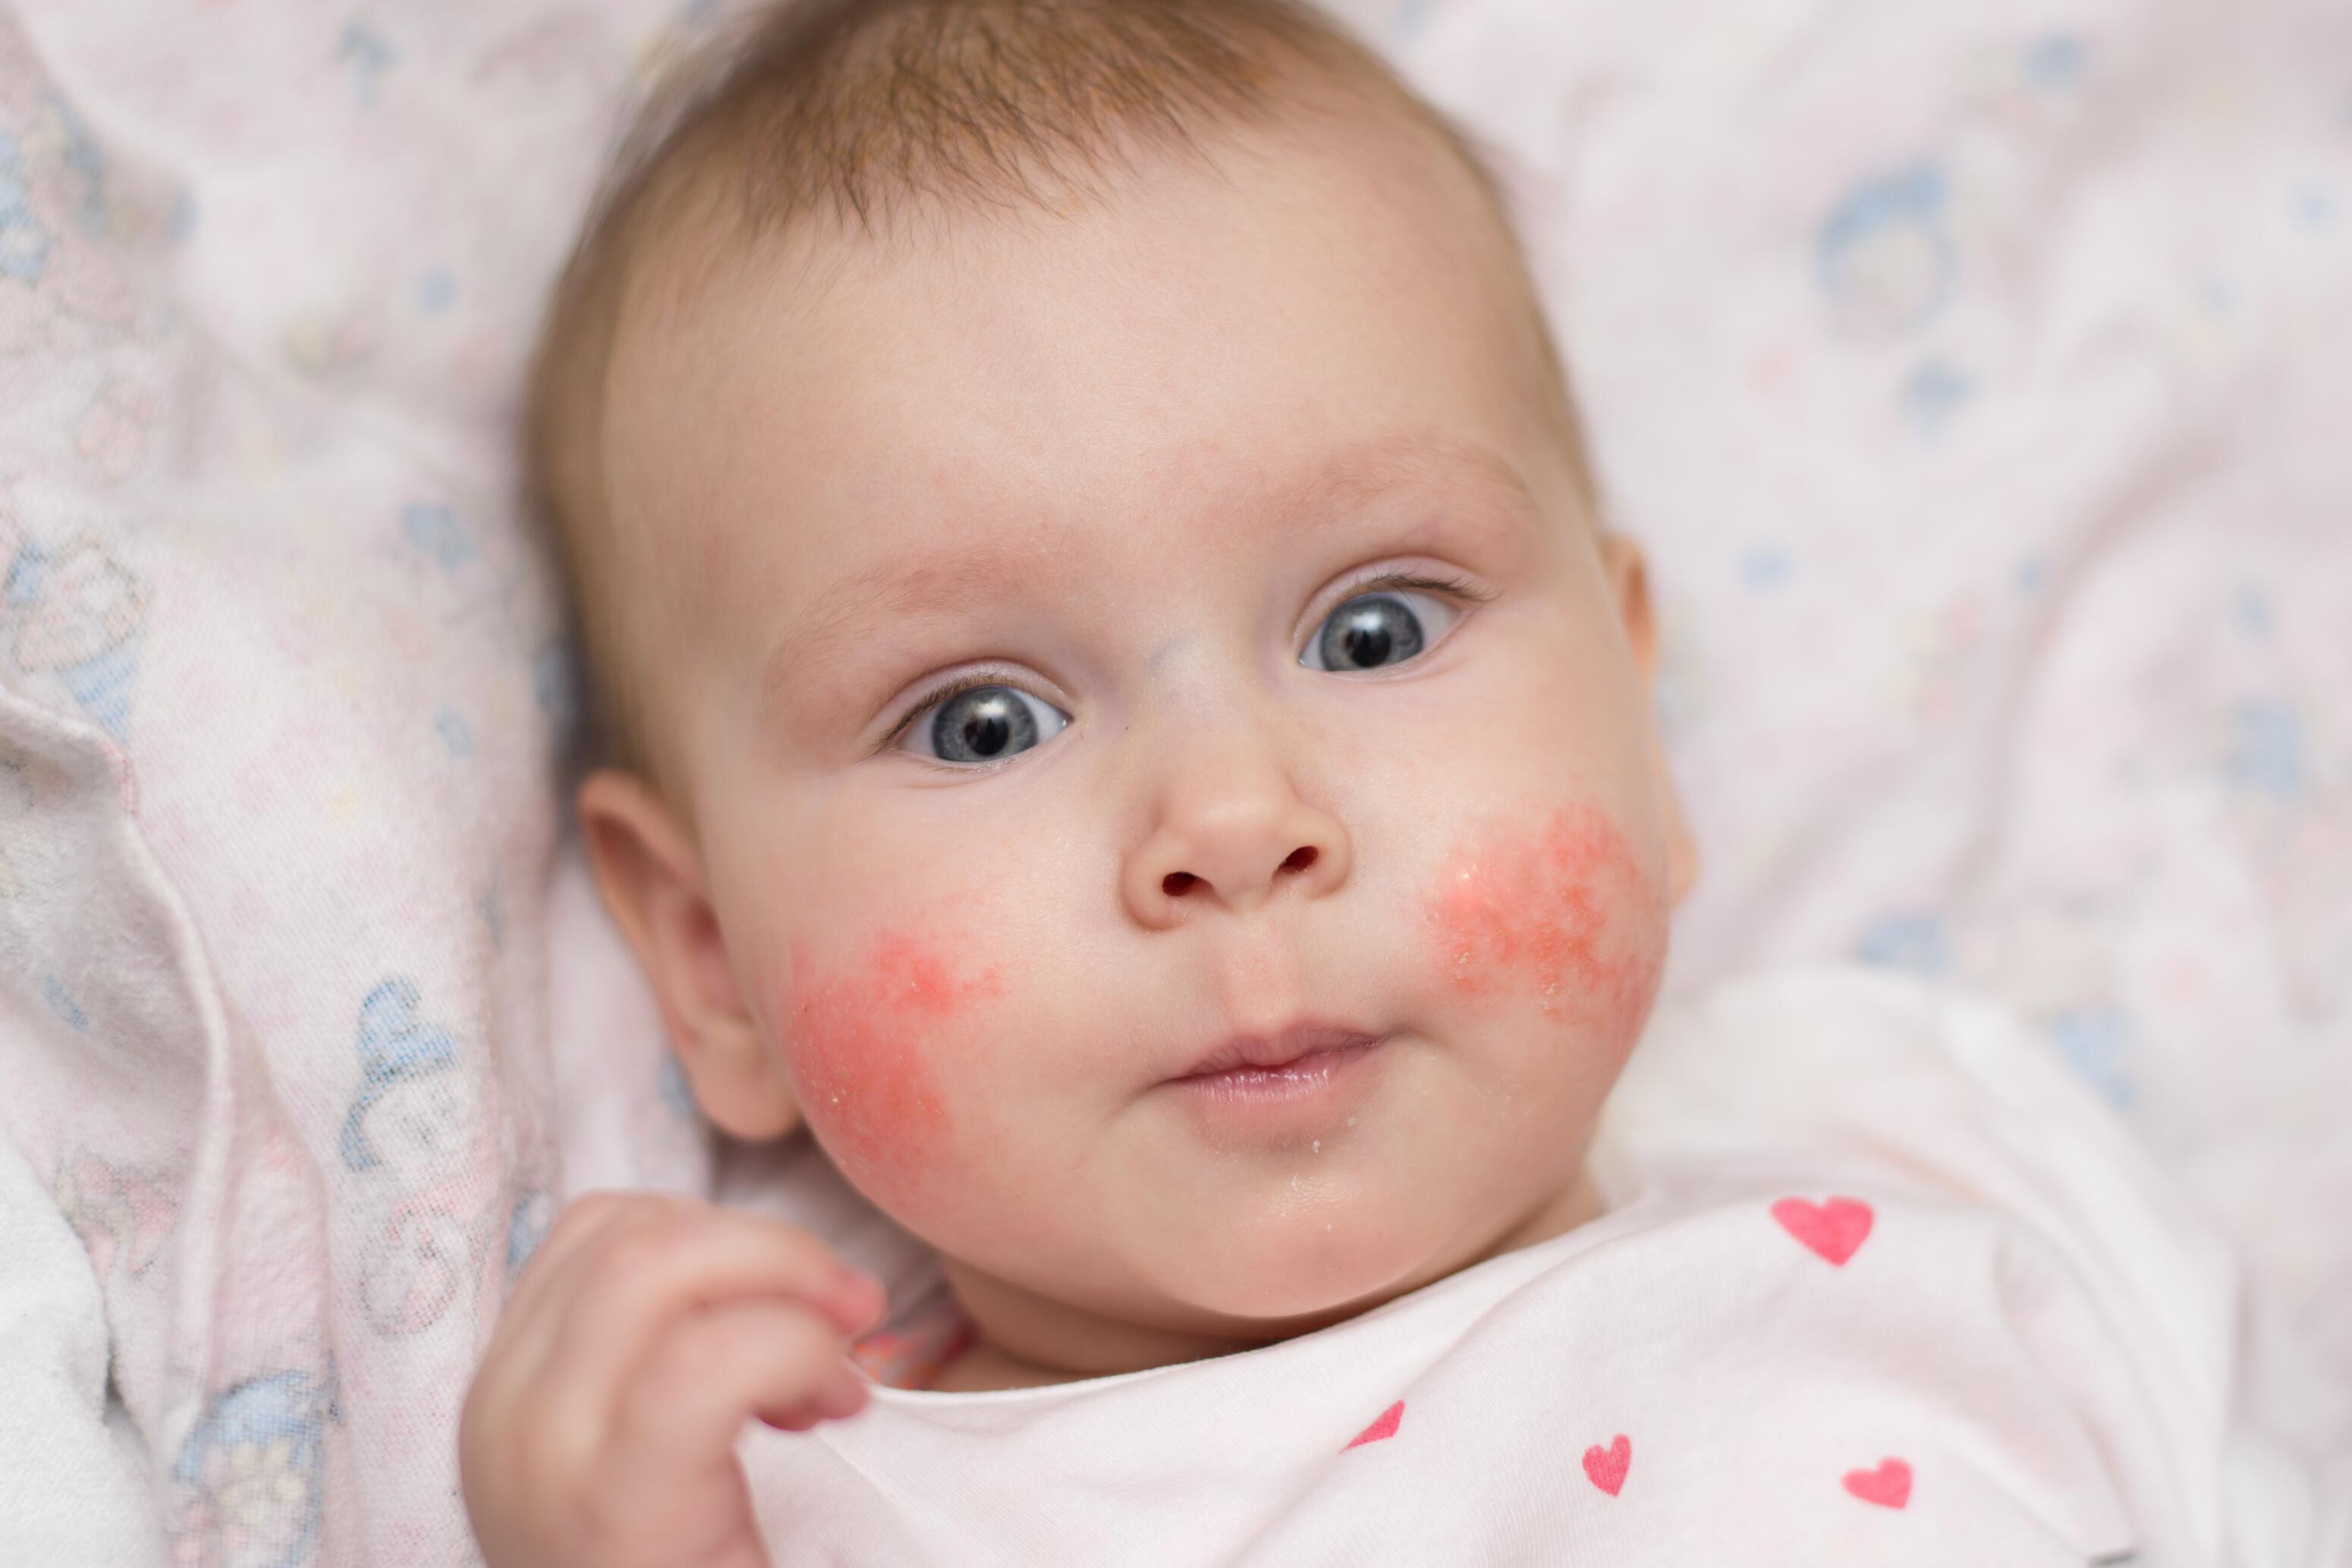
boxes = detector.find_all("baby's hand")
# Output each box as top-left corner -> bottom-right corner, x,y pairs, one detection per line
458,1191 -> 887,1568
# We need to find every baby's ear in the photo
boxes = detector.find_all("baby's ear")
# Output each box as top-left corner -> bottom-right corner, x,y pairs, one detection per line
574,770 -> 801,1141
1596,531 -> 1701,907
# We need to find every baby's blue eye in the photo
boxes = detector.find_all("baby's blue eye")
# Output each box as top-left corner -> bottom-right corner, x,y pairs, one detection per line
909,683 -> 1069,765
1303,589 -> 1457,673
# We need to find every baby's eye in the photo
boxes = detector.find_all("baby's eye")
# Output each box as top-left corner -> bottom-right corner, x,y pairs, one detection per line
1301,588 -> 1461,674
901,683 -> 1071,765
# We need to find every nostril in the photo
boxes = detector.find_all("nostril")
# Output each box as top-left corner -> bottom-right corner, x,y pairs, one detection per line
1280,847 -> 1317,875
1162,872 -> 1197,897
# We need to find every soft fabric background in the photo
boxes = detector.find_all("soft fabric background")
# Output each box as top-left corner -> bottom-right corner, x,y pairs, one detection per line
0,0 -> 2344,1563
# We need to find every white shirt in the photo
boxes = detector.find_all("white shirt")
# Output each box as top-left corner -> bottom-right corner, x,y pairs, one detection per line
737,966 -> 2351,1566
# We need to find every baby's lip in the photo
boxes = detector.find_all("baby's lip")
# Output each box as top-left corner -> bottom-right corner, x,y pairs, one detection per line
1171,1020 -> 1388,1080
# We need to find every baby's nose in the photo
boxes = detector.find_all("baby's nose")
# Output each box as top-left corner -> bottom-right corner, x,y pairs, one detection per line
1121,748 -> 1351,929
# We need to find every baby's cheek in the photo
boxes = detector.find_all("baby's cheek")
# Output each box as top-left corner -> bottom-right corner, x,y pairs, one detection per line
777,927 -> 1005,1215
1420,800 -> 1668,1054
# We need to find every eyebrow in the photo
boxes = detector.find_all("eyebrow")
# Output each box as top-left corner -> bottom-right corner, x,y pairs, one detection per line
764,539 -> 1053,713
1280,432 -> 1539,537
763,432 -> 1539,721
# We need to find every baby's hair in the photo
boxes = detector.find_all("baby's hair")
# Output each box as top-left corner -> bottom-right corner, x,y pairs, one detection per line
527,0 -> 1589,786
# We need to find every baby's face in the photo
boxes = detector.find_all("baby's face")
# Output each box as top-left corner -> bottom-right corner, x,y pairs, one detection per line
597,111 -> 1692,1340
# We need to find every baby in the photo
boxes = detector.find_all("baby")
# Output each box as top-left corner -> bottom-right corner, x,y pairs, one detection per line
460,1 -> 2347,1563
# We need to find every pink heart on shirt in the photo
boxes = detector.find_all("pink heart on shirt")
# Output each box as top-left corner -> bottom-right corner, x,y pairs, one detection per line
1342,1400 -> 1404,1450
1581,1434 -> 1630,1497
1842,1456 -> 1912,1510
1771,1196 -> 1873,1266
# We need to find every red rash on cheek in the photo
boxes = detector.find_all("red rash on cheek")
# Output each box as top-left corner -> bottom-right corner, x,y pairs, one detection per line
1421,800 -> 1668,1050
779,928 -> 1005,1212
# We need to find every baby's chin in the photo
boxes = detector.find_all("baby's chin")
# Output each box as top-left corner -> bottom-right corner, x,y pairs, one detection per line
1115,1165 -> 1485,1327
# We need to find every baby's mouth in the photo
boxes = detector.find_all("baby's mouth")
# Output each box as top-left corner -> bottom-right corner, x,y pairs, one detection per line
1159,1022 -> 1393,1126
1170,1020 -> 1388,1081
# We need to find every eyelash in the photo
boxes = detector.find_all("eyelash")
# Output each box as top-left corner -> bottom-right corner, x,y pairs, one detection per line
874,568 -> 1496,755
876,668 -> 1031,755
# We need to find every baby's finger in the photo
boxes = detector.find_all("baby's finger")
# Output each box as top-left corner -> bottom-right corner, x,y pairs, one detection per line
516,1189 -> 642,1277
606,1299 -> 867,1478
519,1206 -> 880,1450
499,1196 -> 881,1404
554,1203 -> 882,1365
753,1365 -> 873,1431
467,1192 -> 687,1402
486,1189 -> 659,1343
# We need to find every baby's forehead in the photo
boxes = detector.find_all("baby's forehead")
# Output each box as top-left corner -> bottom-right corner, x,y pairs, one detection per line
606,138 -> 1564,613
615,100 -> 1535,436
622,83 -> 1492,339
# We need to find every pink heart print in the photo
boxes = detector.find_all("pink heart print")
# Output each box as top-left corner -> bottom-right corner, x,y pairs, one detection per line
1343,1400 -> 1404,1451
1842,1456 -> 1913,1510
1771,1196 -> 1873,1266
1582,1434 -> 1631,1497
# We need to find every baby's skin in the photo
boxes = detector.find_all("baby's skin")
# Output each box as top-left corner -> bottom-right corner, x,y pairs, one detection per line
461,77 -> 1696,1568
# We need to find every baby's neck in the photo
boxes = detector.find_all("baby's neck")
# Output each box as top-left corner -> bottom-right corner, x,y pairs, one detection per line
923,1167 -> 1605,1392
